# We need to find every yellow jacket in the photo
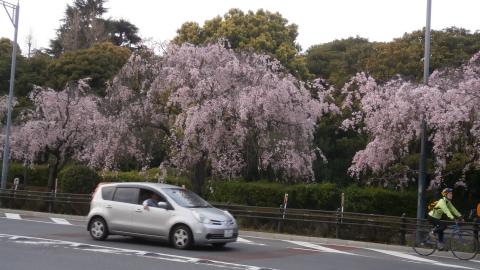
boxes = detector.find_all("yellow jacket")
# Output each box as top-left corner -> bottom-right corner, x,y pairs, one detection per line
428,197 -> 461,220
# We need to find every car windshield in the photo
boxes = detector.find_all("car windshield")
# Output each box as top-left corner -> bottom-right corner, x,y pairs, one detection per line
162,188 -> 211,208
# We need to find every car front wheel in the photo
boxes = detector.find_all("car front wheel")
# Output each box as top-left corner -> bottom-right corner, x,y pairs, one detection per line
171,225 -> 193,249
89,217 -> 109,241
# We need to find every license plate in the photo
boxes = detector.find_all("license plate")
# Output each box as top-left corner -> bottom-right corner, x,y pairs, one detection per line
224,230 -> 233,238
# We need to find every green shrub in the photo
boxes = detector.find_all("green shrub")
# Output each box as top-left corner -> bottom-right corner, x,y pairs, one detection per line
27,164 -> 49,187
203,180 -> 419,216
288,183 -> 340,210
99,168 -> 190,188
205,180 -> 286,206
59,165 -> 99,194
0,163 -> 49,187
100,170 -> 148,182
343,185 -> 417,216
205,180 -> 341,210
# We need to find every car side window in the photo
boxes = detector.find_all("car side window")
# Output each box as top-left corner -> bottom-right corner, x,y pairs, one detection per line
112,187 -> 139,204
101,186 -> 115,201
138,188 -> 166,205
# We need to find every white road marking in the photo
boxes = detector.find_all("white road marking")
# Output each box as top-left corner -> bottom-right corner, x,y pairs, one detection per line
237,237 -> 265,246
50,218 -> 72,225
367,248 -> 476,269
0,214 -> 84,227
5,213 -> 21,220
0,233 -> 277,270
285,240 -> 357,255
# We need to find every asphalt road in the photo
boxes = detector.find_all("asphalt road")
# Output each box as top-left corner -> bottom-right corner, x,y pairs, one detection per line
0,210 -> 479,270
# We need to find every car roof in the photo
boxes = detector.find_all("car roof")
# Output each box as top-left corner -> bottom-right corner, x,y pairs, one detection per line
100,182 -> 181,190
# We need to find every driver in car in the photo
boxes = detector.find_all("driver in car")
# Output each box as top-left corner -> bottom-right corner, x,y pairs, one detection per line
143,193 -> 161,210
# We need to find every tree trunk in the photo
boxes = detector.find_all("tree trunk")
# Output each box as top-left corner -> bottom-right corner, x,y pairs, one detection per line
23,164 -> 28,189
191,157 -> 207,196
47,158 -> 59,192
243,129 -> 259,181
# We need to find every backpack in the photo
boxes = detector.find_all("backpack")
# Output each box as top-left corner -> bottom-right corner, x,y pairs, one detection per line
427,200 -> 439,211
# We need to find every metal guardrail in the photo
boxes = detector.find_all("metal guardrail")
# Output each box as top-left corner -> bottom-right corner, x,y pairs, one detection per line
0,189 -> 478,245
0,188 -> 91,204
0,188 -> 91,214
212,203 -> 480,246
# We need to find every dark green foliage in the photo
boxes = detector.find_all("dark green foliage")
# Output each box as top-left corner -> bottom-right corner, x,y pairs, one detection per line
58,165 -> 99,194
47,0 -> 140,56
46,42 -> 130,95
343,185 -> 417,217
313,113 -> 368,186
369,27 -> 480,83
205,181 -> 287,206
0,163 -> 49,188
0,38 -> 30,97
99,169 -> 191,189
204,180 -> 418,216
306,27 -> 480,86
287,182 -> 340,210
173,8 -> 311,79
306,37 -> 376,87
104,19 -> 142,49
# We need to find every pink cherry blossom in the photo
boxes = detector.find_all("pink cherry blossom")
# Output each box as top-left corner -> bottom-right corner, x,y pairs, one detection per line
343,51 -> 480,186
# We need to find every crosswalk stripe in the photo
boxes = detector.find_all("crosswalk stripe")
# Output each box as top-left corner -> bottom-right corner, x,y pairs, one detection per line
237,237 -> 265,246
285,241 -> 356,255
367,248 -> 476,269
50,218 -> 72,225
5,213 -> 21,220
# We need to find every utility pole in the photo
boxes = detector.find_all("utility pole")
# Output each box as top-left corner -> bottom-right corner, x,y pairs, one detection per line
1,0 -> 20,190
417,0 -> 431,226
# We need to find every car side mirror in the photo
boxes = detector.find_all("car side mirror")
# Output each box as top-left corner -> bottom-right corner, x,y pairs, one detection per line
157,202 -> 168,209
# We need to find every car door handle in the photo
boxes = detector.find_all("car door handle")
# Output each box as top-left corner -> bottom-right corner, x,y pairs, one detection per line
135,209 -> 143,212
105,205 -> 112,209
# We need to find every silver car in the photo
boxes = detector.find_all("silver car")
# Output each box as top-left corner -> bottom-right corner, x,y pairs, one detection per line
86,182 -> 238,249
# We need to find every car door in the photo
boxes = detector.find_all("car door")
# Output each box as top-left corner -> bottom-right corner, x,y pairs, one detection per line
131,188 -> 173,237
107,187 -> 139,232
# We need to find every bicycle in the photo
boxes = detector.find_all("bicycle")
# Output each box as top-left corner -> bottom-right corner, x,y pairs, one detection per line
411,221 -> 479,260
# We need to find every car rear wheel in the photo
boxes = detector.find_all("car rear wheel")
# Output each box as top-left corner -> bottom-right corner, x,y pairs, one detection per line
89,217 -> 109,241
171,225 -> 193,249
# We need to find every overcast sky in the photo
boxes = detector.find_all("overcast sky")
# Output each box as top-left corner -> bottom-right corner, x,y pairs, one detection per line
1,0 -> 479,54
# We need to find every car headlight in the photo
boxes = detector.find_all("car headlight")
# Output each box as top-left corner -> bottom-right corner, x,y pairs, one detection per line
192,211 -> 212,224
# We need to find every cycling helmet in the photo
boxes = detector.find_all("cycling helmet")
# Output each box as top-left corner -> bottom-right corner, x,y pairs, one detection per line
441,188 -> 453,197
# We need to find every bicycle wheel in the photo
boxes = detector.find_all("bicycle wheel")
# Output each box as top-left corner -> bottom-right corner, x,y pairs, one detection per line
411,229 -> 436,256
450,230 -> 478,260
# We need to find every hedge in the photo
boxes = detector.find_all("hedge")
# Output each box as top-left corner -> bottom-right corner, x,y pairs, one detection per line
204,180 -> 418,216
99,168 -> 191,188
343,185 -> 417,217
0,164 -> 422,217
58,165 -> 99,194
0,163 -> 49,187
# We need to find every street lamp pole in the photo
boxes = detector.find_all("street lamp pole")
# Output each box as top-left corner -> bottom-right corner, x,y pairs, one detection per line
417,0 -> 431,225
1,0 -> 20,190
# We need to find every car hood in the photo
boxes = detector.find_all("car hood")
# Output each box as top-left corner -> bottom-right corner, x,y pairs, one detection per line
191,207 -> 232,221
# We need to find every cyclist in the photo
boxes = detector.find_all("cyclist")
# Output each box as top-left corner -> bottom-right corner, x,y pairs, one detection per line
427,188 -> 463,250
